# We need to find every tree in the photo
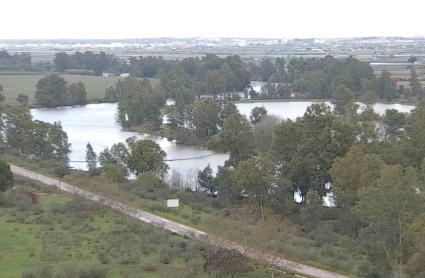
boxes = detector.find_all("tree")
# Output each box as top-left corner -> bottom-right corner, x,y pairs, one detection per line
211,112 -> 254,166
205,70 -> 225,96
0,160 -> 13,192
406,214 -> 425,277
86,143 -> 98,176
198,165 -> 214,192
117,78 -> 165,129
101,164 -> 127,183
16,94 -> 29,105
383,109 -> 406,139
203,248 -> 249,278
252,115 -> 279,153
409,69 -> 422,98
0,84 -> 5,103
126,139 -> 168,177
377,70 -> 399,101
250,106 -> 267,124
354,165 -> 424,278
330,146 -> 382,208
331,85 -> 355,116
67,81 -> 87,105
299,189 -> 323,232
272,103 -> 356,201
404,101 -> 425,165
233,156 -> 275,220
192,99 -> 220,138
54,52 -> 70,72
35,74 -> 68,107
259,59 -> 276,81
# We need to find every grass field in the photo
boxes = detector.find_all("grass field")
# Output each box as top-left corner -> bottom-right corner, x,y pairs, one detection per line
0,73 -> 158,106
0,175 -> 288,278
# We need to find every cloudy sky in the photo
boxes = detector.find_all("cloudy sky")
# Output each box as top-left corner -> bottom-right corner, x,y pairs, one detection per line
1,0 -> 424,39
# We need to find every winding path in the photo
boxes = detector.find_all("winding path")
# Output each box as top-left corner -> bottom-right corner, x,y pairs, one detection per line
10,164 -> 349,278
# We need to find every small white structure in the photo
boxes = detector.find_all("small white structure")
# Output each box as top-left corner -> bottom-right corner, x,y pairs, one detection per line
120,73 -> 130,78
167,199 -> 179,208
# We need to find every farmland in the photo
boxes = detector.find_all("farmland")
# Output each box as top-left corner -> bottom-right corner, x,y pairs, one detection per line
0,73 -> 158,106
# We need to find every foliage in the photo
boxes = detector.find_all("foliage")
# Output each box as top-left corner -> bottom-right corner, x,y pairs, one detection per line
99,137 -> 168,177
85,143 -> 98,176
203,248 -> 249,278
250,106 -> 267,124
1,105 -> 70,161
115,77 -> 165,129
0,160 -> 13,192
354,165 -> 424,277
233,156 -> 276,220
210,112 -> 254,166
54,51 -> 122,75
272,103 -> 356,201
34,74 -> 87,107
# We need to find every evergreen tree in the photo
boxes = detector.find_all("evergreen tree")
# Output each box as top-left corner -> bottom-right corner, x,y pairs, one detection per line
86,142 -> 98,176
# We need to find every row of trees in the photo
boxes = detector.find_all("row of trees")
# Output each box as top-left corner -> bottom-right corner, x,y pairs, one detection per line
53,51 -> 123,75
251,56 -> 424,102
0,50 -> 52,72
34,74 -> 87,107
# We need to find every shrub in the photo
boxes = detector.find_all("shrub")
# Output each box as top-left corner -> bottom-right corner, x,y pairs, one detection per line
21,271 -> 36,278
77,264 -> 107,278
143,263 -> 158,272
53,263 -> 78,278
159,248 -> 171,264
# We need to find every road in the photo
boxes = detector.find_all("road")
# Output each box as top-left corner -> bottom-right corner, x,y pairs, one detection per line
10,164 -> 349,278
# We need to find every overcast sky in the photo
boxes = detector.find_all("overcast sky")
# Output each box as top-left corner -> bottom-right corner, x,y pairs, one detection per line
1,0 -> 424,39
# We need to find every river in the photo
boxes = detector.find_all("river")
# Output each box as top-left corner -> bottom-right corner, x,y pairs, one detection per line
31,101 -> 415,188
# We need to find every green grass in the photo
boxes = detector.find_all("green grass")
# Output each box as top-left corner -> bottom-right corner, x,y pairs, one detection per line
0,73 -> 158,105
0,174 -> 290,278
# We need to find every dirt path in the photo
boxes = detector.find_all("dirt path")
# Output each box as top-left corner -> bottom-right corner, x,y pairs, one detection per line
10,164 -> 349,278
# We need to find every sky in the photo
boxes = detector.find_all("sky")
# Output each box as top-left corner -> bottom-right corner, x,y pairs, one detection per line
1,0 -> 425,39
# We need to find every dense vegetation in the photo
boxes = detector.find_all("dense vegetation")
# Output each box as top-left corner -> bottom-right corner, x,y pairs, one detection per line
54,51 -> 123,75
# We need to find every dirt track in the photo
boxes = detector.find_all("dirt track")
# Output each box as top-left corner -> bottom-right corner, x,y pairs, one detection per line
10,164 -> 349,278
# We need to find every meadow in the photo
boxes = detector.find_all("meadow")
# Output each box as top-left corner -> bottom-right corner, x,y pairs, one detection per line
0,73 -> 158,106
0,175 -> 288,278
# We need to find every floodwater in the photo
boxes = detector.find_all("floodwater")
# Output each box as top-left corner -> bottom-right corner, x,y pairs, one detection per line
236,101 -> 415,120
31,100 -> 415,190
31,103 -> 229,186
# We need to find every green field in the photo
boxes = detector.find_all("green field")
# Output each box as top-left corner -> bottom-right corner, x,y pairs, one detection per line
0,176 -> 288,278
0,74 -> 158,106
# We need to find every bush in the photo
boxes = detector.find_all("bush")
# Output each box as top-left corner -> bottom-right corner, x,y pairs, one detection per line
36,265 -> 53,278
0,159 -> 14,192
143,263 -> 158,272
21,271 -> 36,278
53,263 -> 78,278
159,248 -> 171,264
77,264 -> 107,278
